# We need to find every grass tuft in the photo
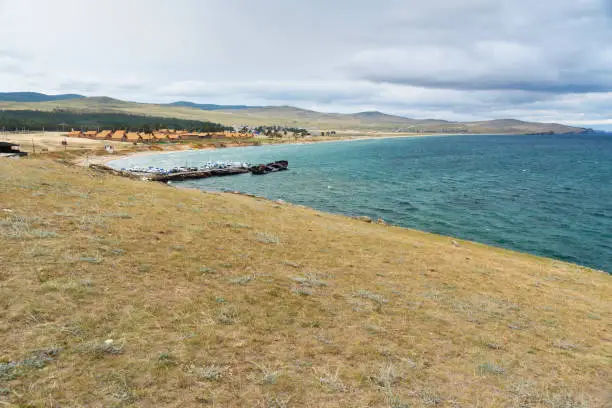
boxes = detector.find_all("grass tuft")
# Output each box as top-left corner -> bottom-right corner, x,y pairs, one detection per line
355,289 -> 389,304
0,348 -> 60,382
194,364 -> 226,381
292,274 -> 328,287
553,339 -> 578,351
105,212 -> 133,219
292,287 -> 312,296
477,362 -> 505,376
255,231 -> 280,244
319,368 -> 347,393
229,275 -> 254,285
79,340 -> 124,358
370,363 -> 401,388
217,307 -> 239,325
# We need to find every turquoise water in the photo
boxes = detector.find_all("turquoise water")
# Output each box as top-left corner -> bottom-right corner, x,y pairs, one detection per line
110,134 -> 612,273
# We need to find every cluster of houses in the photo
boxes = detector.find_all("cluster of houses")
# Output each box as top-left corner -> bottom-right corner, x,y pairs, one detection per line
66,129 -> 253,143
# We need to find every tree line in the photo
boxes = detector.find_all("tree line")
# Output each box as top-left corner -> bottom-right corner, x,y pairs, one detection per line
0,110 -> 231,132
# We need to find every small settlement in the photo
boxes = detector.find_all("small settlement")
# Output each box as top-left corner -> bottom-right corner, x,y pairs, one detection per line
66,129 -> 253,143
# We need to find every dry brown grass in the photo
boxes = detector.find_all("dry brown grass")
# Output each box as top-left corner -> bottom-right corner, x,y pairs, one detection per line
0,157 -> 610,407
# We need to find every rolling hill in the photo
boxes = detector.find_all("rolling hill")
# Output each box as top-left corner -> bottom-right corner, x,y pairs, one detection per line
0,93 -> 588,134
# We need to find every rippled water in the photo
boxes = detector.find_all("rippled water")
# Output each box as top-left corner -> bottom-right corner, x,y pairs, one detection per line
110,134 -> 612,273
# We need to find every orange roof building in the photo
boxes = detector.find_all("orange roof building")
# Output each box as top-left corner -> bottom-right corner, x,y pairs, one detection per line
111,130 -> 127,141
96,130 -> 112,140
125,132 -> 140,142
180,133 -> 201,140
67,131 -> 82,138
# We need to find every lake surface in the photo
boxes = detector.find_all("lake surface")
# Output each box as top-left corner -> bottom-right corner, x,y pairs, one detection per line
110,134 -> 612,273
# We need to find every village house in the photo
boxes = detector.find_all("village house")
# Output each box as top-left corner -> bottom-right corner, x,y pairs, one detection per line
96,130 -> 112,140
125,132 -> 140,142
176,132 -> 198,140
112,130 -> 127,141
139,133 -> 154,142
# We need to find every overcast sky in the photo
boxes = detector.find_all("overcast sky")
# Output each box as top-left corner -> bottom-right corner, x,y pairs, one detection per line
1,0 -> 612,126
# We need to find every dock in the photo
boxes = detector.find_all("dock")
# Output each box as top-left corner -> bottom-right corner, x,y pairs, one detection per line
89,160 -> 288,183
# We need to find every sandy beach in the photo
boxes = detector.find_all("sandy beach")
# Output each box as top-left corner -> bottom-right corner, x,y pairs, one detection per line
4,129 -> 524,168
72,132 -> 469,167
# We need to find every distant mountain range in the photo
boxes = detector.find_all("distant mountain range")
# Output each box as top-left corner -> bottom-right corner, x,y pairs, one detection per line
168,101 -> 260,111
0,92 -> 85,103
0,92 -> 590,134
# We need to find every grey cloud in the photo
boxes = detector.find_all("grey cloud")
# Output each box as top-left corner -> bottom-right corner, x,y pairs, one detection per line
157,80 -> 382,105
345,0 -> 612,93
1,0 -> 612,126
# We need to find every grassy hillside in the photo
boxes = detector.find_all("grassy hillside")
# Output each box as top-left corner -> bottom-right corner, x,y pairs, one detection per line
0,156 -> 609,407
0,97 -> 587,134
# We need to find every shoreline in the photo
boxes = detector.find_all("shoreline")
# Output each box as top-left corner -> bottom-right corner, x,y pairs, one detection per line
79,133 -> 610,274
85,132 -> 528,168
